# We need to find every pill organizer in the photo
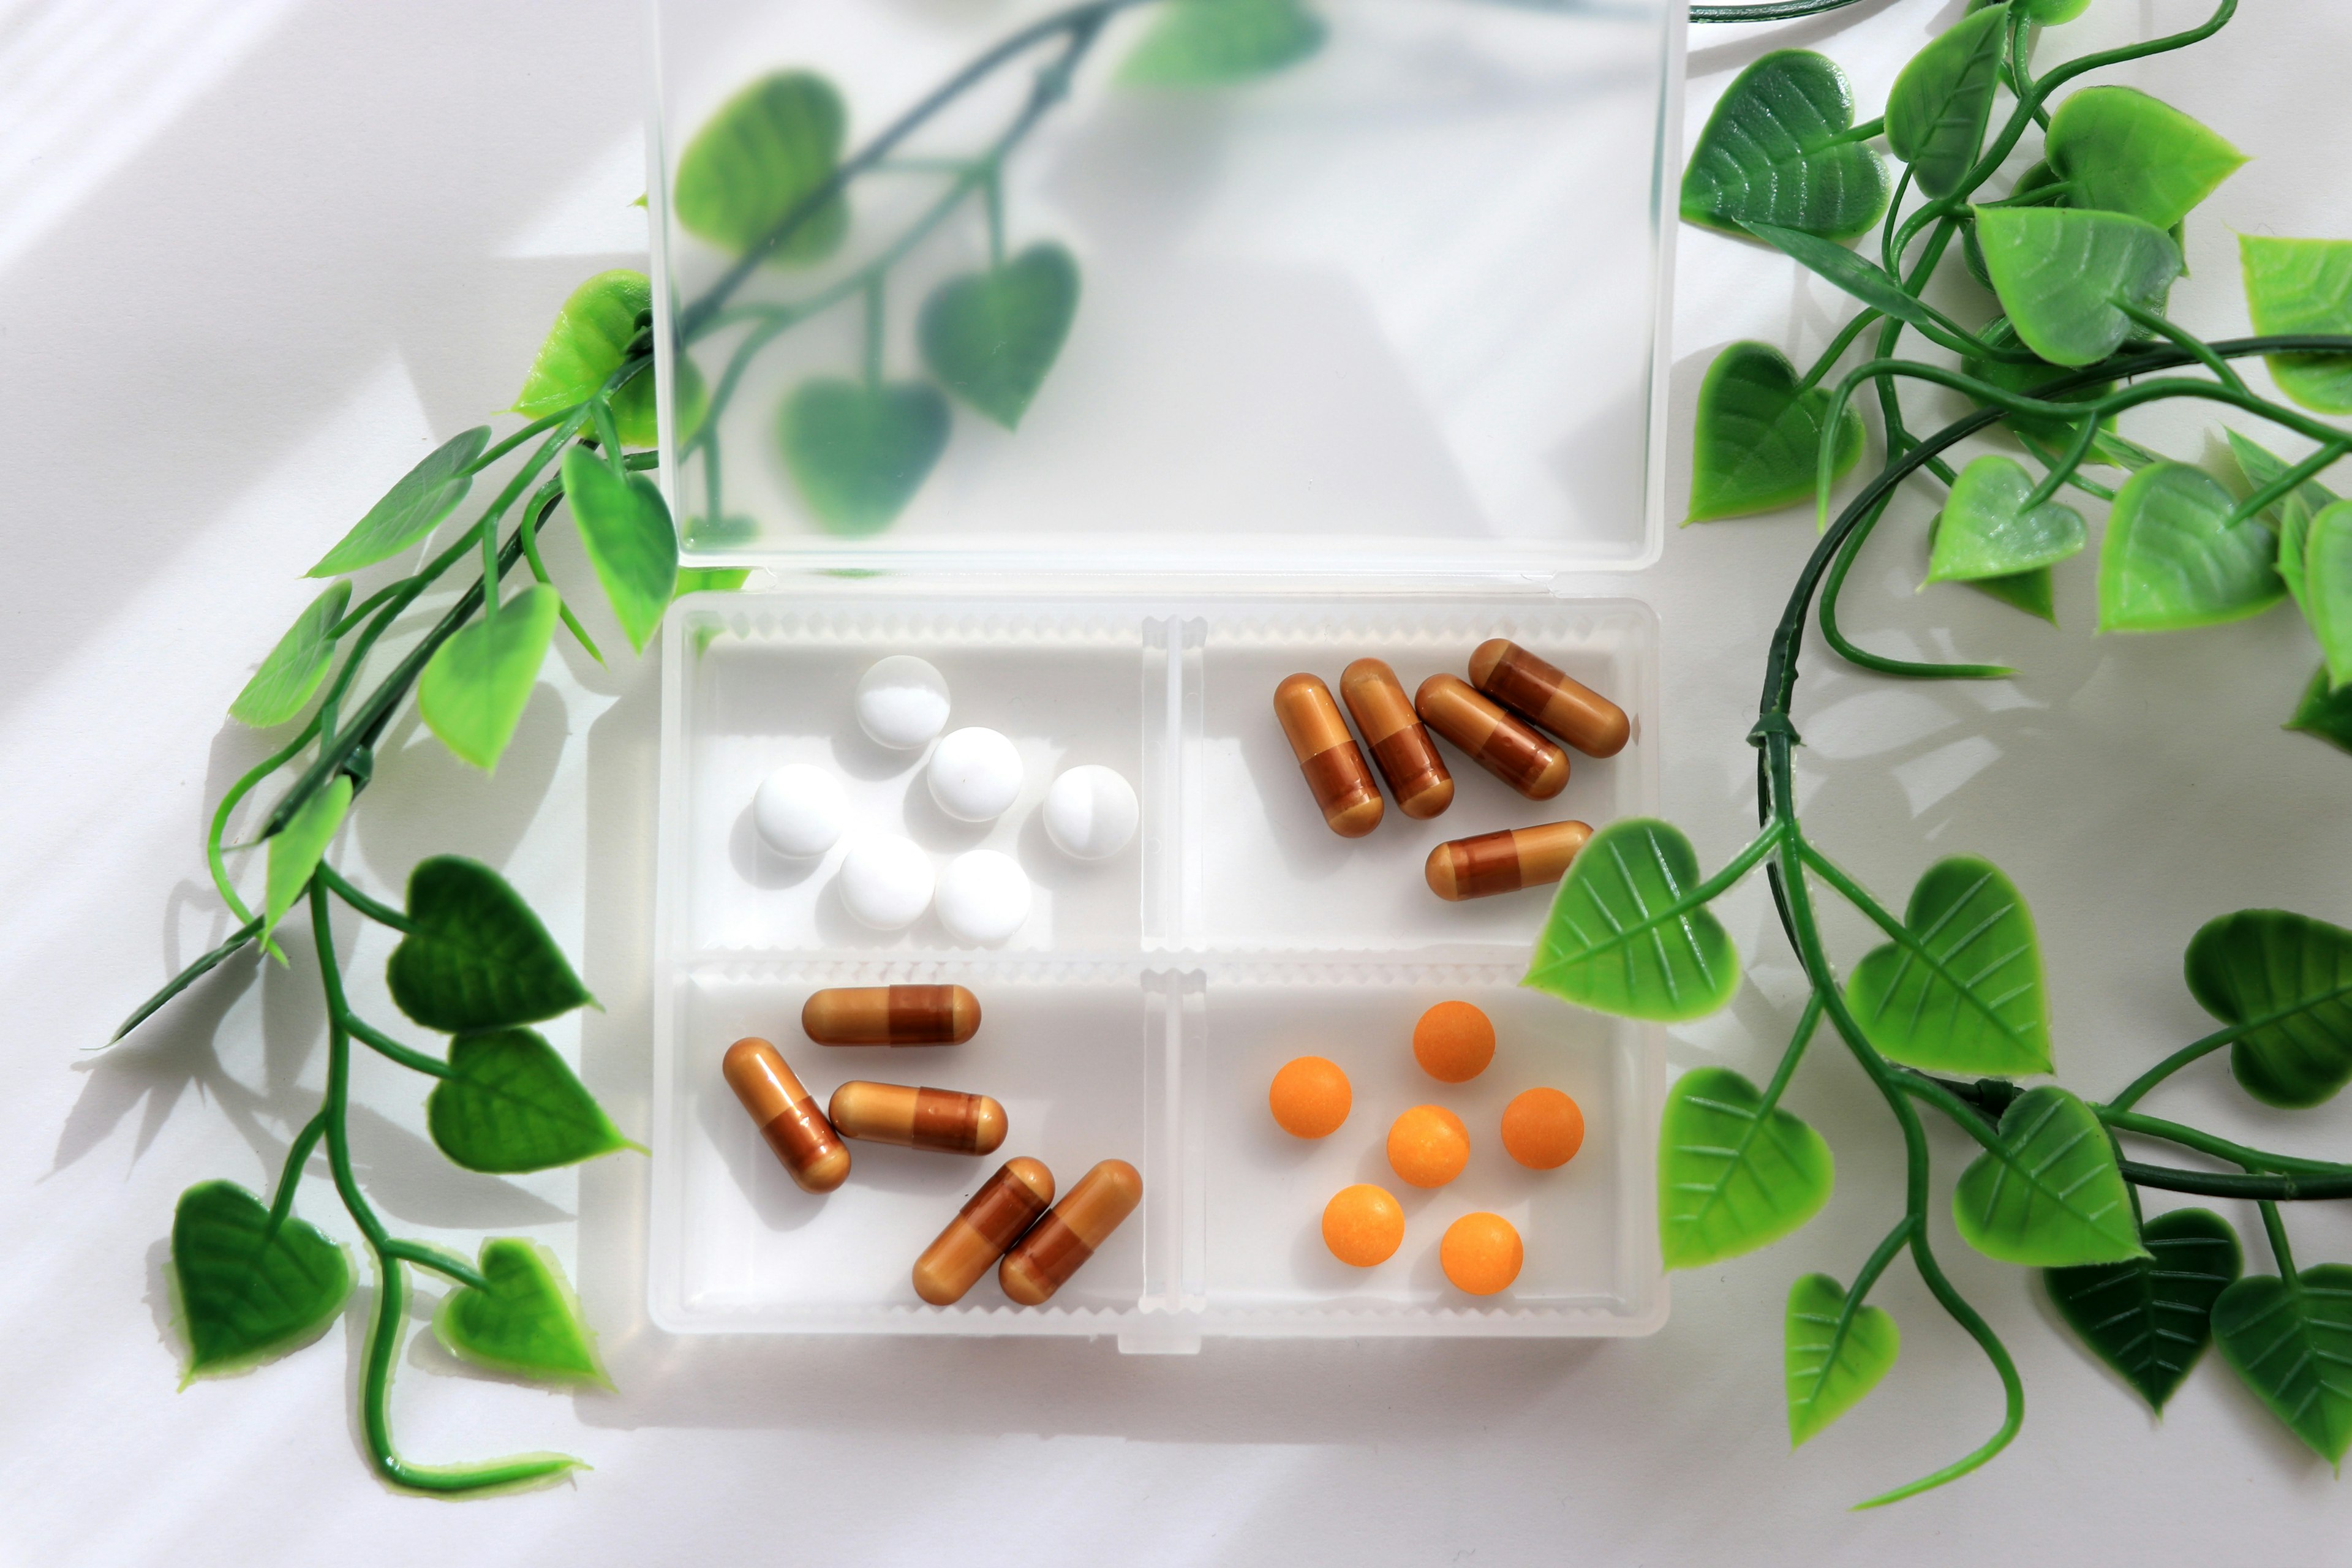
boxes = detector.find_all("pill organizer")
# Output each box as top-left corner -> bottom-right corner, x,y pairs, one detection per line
646,0 -> 1681,1350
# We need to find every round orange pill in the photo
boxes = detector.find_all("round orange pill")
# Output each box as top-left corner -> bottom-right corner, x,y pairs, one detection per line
1441,1212 -> 1523,1295
1268,1056 -> 1351,1139
1501,1087 -> 1585,1170
1321,1184 -> 1406,1267
1412,1000 -> 1495,1084
1386,1104 -> 1470,1188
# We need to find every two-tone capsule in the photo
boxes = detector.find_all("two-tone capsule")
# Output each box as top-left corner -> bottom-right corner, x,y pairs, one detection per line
1274,673 -> 1384,838
1425,820 -> 1593,901
827,1081 -> 1008,1156
1414,675 -> 1569,800
1340,658 -> 1453,820
1000,1159 -> 1144,1306
722,1037 -> 851,1193
1469,638 -> 1630,758
802,984 -> 982,1046
913,1157 -> 1056,1306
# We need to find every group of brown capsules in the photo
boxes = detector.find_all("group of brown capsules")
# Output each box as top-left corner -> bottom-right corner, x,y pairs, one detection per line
720,983 -> 1144,1308
1273,638 -> 1630,902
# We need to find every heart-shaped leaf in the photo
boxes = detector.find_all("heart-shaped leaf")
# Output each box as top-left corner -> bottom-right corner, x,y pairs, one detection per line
2185,908 -> 2352,1110
674,72 -> 848,266
387,856 -> 592,1034
1953,1087 -> 2144,1267
2307,500 -> 2352,690
1962,314 -> 2111,448
1975,205 -> 2182,367
1118,0 -> 1326,87
308,427 -> 489,579
229,582 -> 350,728
1925,455 -> 2088,585
428,1030 -> 635,1174
1845,856 -> 2052,1077
2242,236 -> 2352,415
171,1180 -> 352,1382
777,378 -> 951,535
611,352 -> 708,451
512,271 -> 649,421
1525,819 -> 1741,1023
2097,461 -> 2285,633
418,584 -> 560,771
560,447 -> 676,655
262,776 -> 350,945
2225,428 -> 2337,612
2046,86 -> 2244,232
1689,341 -> 1865,522
2214,1265 -> 2352,1464
2287,665 -> 2352,756
917,243 -> 1081,429
1785,1271 -> 1900,1445
1886,5 -> 2009,198
1658,1067 -> 1833,1270
1681,50 -> 1890,242
433,1238 -> 609,1387
2046,1207 -> 2241,1412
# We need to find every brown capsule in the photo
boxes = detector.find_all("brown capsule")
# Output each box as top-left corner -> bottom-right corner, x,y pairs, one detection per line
1414,675 -> 1570,800
913,1158 -> 1056,1306
1340,658 -> 1455,820
827,1080 -> 1008,1156
802,984 -> 981,1047
722,1037 -> 851,1194
1426,820 -> 1594,901
1469,638 -> 1630,758
1274,673 -> 1384,838
1000,1159 -> 1144,1306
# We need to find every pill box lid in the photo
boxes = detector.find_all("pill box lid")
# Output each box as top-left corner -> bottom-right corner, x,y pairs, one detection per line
649,0 -> 1682,583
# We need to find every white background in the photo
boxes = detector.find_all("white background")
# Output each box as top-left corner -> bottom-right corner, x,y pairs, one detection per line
7,1 -> 2352,1564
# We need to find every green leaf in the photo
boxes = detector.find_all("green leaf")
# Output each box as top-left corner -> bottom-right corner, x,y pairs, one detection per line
2097,461 -> 2285,632
673,72 -> 849,265
1681,51 -> 1890,242
433,1238 -> 610,1387
2287,664 -> 2352,756
1952,1087 -> 2144,1267
512,271 -> 649,421
1966,566 -> 2058,624
560,447 -> 676,655
611,352 -> 708,451
1974,205 -> 2182,367
2225,428 -> 2336,612
1962,314 -> 2111,448
387,856 -> 592,1034
2185,908 -> 2352,1110
1785,1272 -> 1900,1446
1117,0 -> 1325,87
2046,86 -> 2244,232
229,582 -> 350,728
2242,236 -> 2352,415
2306,501 -> 2352,689
171,1180 -> 352,1382
1885,4 -> 2009,199
417,584 -> 560,771
1687,341 -> 1864,522
307,428 -> 489,578
674,567 -> 750,599
427,1029 -> 633,1174
1740,221 -> 1947,336
2018,0 -> 2089,20
1845,856 -> 2052,1076
917,243 -> 1081,429
1925,455 -> 2087,584
2046,1208 -> 2241,1412
2213,1266 -> 2352,1465
1525,819 -> 1741,1023
777,378 -> 950,535
1657,1067 -> 1833,1270
262,775 -> 350,944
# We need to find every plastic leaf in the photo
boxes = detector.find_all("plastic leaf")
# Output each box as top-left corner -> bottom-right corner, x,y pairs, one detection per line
171,1180 -> 352,1382
228,582 -> 350,728
2046,1208 -> 2241,1412
1965,566 -> 2057,624
2241,236 -> 2352,415
1740,221 -> 1946,335
1657,1067 -> 1833,1270
1962,314 -> 2111,448
2046,86 -> 2244,232
2225,428 -> 2336,614
1951,1087 -> 2144,1267
1844,856 -> 2052,1076
2287,665 -> 2352,756
1523,819 -> 1740,1023
2305,501 -> 2352,690
1118,0 -> 1325,87
561,447 -> 676,655
307,428 -> 489,579
1924,455 -> 2087,585
917,243 -> 1082,429
417,583 -> 560,771
1885,5 -> 2009,198
262,776 -> 350,944
1974,205 -> 2182,367
2097,462 -> 2285,633
426,1030 -> 633,1174
1785,1272 -> 1899,1446
2213,1266 -> 2352,1465
512,271 -> 650,421
1687,341 -> 1864,522
2017,0 -> 2089,19
386,856 -> 593,1035
1681,51 -> 1889,242
673,72 -> 849,265
434,1239 -> 610,1387
2185,908 -> 2352,1109
777,378 -> 950,535
611,352 -> 707,451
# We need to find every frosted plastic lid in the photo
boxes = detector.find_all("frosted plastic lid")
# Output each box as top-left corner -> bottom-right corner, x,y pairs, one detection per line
650,0 -> 1680,578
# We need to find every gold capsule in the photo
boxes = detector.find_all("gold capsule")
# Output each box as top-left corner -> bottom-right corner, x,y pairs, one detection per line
913,1157 -> 1056,1306
1414,674 -> 1569,800
1469,638 -> 1630,758
1000,1158 -> 1144,1306
1340,658 -> 1454,820
1274,673 -> 1383,838
722,1037 -> 851,1193
827,1080 -> 1008,1155
801,984 -> 981,1047
1426,820 -> 1594,901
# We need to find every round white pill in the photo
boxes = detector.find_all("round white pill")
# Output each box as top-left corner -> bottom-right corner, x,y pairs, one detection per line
926,727 -> 1024,822
856,656 -> 951,750
837,835 -> 934,930
751,763 -> 846,858
1042,766 -> 1139,859
935,851 -> 1031,945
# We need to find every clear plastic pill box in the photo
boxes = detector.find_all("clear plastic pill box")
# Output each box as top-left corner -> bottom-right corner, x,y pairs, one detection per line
647,0 -> 1681,1349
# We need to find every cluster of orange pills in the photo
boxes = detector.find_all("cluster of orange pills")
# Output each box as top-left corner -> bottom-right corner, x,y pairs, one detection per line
1267,1000 -> 1585,1296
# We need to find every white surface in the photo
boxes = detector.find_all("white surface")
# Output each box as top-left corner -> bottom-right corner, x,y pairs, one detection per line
853,654 -> 951,750
933,851 -> 1031,946
837,834 -> 935,931
1044,764 -> 1140,861
10,4 -> 2352,1566
925,726 -> 1025,823
748,761 -> 843,858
